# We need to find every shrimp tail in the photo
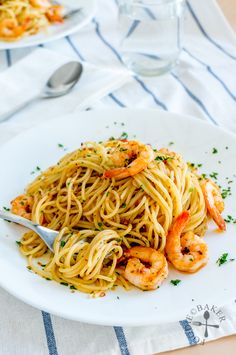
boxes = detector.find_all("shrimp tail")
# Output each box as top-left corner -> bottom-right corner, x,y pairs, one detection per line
204,192 -> 226,231
201,180 -> 226,231
169,211 -> 190,237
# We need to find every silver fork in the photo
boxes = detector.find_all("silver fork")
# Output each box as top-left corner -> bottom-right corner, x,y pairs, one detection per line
0,210 -> 58,252
63,8 -> 82,20
53,1 -> 82,20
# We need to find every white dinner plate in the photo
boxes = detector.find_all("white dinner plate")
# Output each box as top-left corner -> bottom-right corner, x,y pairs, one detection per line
0,0 -> 96,50
0,109 -> 236,326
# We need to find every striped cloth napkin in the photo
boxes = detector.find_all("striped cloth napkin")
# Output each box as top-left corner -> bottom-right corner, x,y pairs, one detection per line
0,0 -> 236,354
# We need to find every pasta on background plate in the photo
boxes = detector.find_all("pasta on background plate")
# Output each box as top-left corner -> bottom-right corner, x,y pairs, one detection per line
0,0 -> 63,41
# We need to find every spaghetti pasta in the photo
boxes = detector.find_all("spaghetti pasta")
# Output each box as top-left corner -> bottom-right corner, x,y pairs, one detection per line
11,139 -> 225,295
0,0 -> 63,41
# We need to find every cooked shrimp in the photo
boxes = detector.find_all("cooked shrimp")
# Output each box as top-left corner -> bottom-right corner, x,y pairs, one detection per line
0,19 -> 24,40
201,179 -> 226,231
30,0 -> 51,8
45,6 -> 63,23
166,211 -> 208,273
121,246 -> 168,290
104,140 -> 154,179
11,194 -> 33,220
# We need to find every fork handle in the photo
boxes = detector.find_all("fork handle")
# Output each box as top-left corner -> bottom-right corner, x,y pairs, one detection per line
0,210 -> 39,232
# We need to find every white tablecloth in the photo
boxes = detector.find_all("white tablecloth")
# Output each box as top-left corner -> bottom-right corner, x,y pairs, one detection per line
0,1 -> 236,354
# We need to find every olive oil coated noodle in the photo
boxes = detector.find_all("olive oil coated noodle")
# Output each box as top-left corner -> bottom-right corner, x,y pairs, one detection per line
11,140 -> 225,295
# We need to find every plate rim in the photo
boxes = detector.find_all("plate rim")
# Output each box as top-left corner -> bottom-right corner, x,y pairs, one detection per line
0,0 -> 96,50
0,108 -> 235,326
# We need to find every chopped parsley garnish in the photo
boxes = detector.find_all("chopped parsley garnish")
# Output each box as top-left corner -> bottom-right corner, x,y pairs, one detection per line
212,148 -> 218,154
209,172 -> 218,180
46,278 -> 51,281
221,187 -> 232,199
224,215 -> 236,224
216,253 -> 229,266
120,132 -> 128,140
58,143 -> 67,151
16,241 -> 21,246
188,162 -> 202,169
60,240 -> 66,247
60,282 -> 68,286
70,285 -> 76,290
189,187 -> 194,193
168,141 -> 174,146
170,279 -> 181,286
155,155 -> 172,162
121,203 -> 126,208
31,166 -> 41,175
216,253 -> 234,266
109,136 -> 115,141
3,207 -> 10,212
97,222 -> 103,230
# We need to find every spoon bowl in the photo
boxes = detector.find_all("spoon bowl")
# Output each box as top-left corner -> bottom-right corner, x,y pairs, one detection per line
0,61 -> 83,122
44,61 -> 83,97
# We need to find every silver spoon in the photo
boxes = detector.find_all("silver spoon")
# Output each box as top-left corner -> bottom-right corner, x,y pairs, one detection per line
0,210 -> 57,252
0,61 -> 83,123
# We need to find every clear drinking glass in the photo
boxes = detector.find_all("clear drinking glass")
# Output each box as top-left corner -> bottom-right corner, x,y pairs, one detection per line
118,0 -> 185,76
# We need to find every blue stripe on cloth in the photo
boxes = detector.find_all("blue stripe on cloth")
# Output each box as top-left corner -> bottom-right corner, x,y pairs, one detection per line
6,50 -> 11,67
125,20 -> 140,38
66,36 -> 85,61
179,320 -> 198,345
41,311 -> 58,355
92,18 -> 122,62
125,7 -> 155,38
114,326 -> 130,355
66,36 -> 125,109
109,93 -> 126,107
134,76 -> 167,110
183,48 -> 236,101
92,18 -> 167,110
171,72 -> 218,125
186,1 -> 236,60
143,7 -> 156,20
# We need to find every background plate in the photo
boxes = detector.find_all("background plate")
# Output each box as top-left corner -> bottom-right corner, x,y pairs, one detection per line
0,0 -> 96,49
0,109 -> 236,326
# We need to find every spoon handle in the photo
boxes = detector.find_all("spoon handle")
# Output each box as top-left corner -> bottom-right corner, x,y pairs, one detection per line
0,95 -> 39,123
0,210 -> 39,233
